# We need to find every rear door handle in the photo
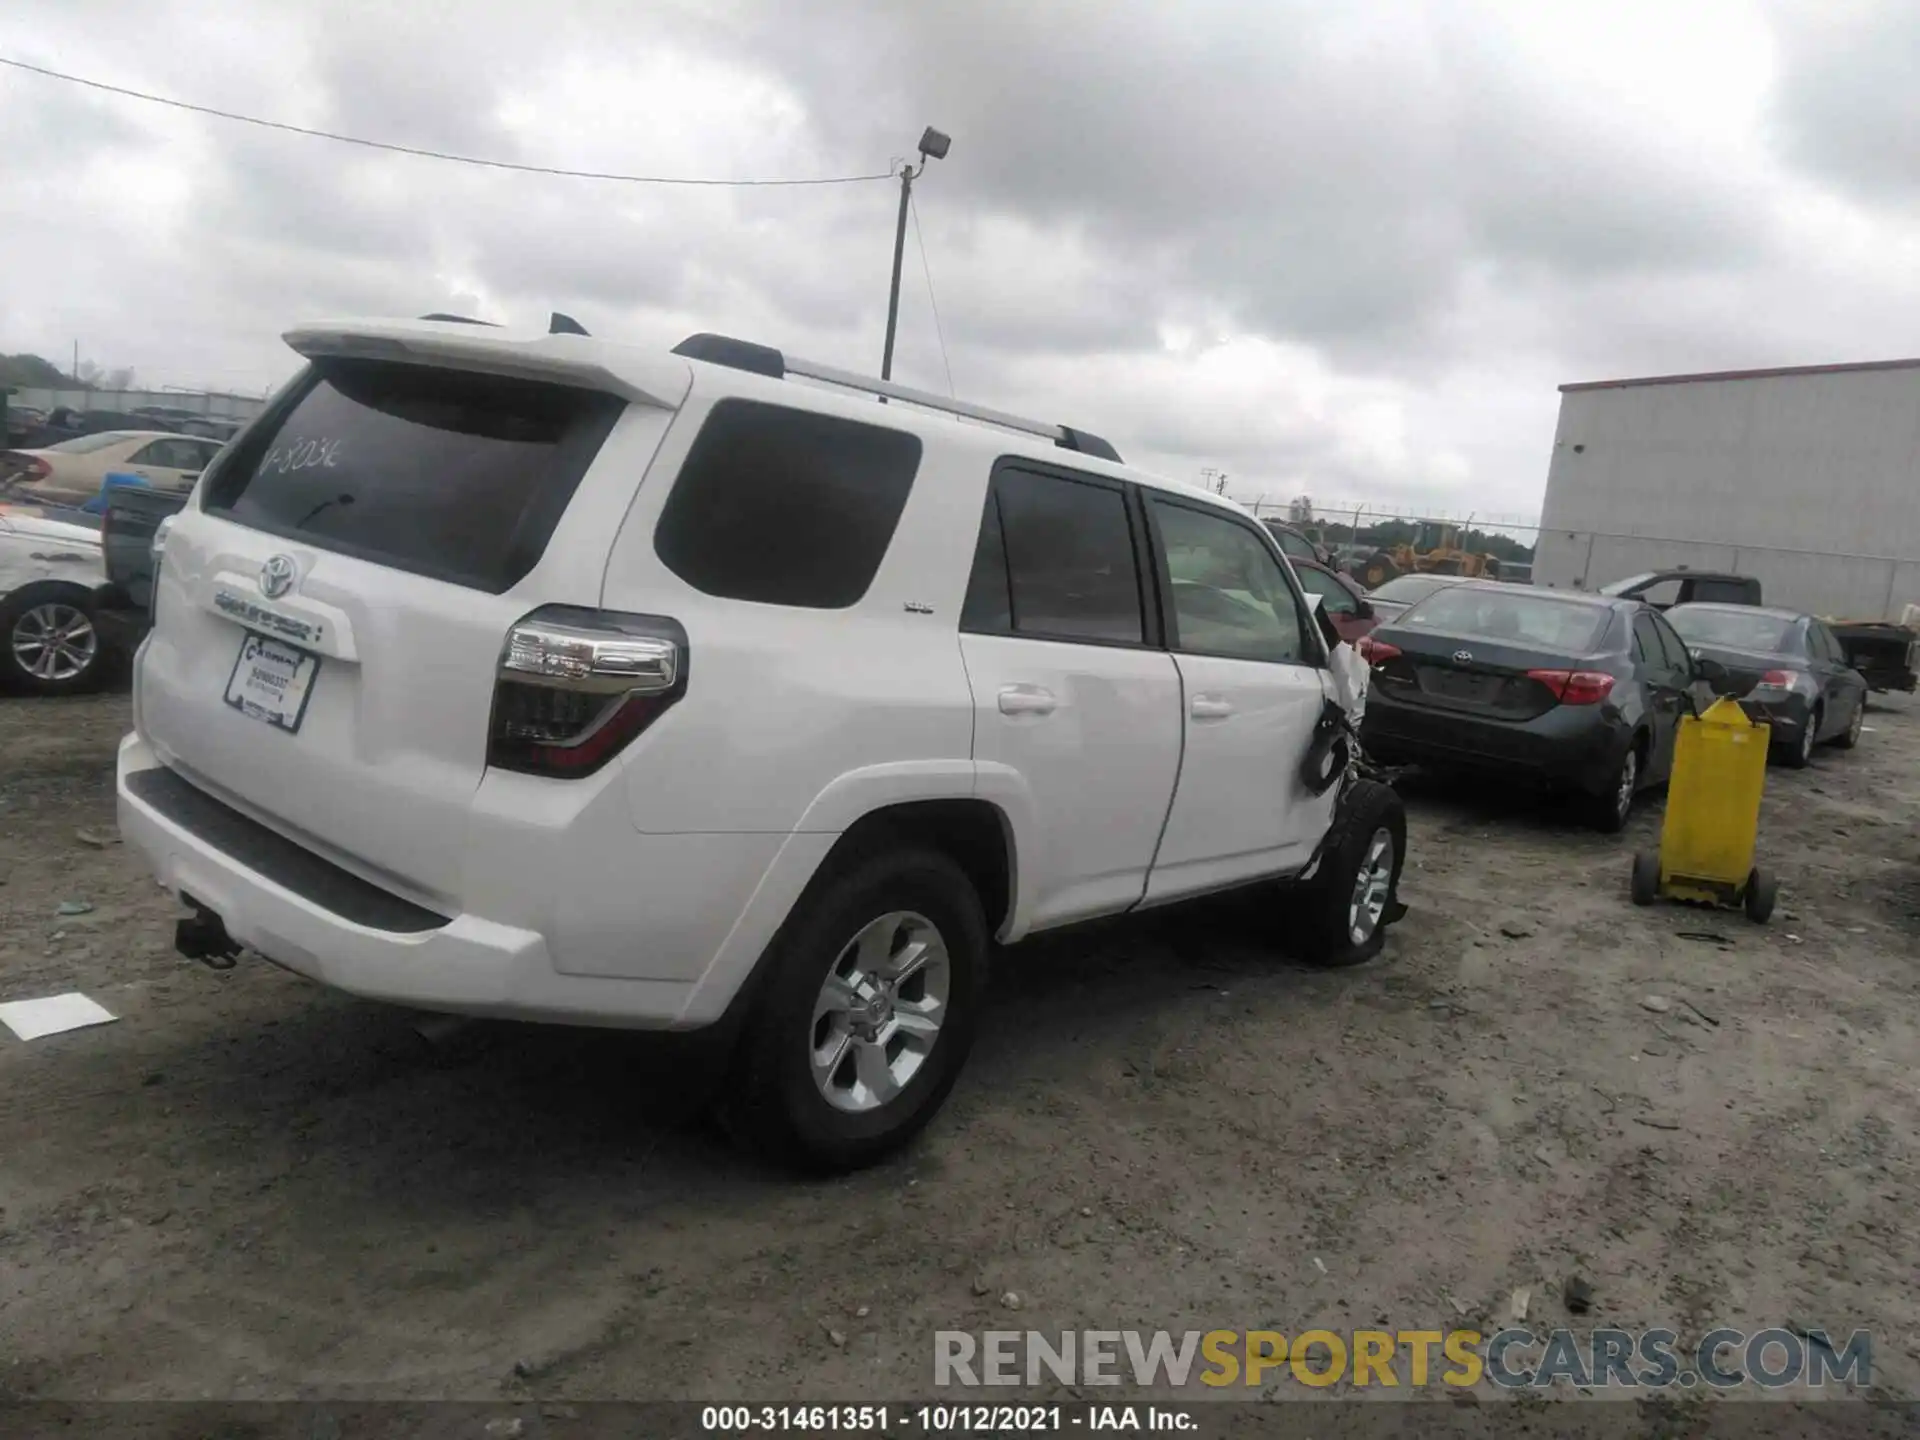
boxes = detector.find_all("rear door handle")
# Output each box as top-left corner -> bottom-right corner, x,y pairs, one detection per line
997,684 -> 1057,716
1190,694 -> 1234,719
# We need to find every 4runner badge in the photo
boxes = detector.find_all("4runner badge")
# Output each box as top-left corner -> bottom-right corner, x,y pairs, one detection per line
903,601 -> 934,615
259,554 -> 298,599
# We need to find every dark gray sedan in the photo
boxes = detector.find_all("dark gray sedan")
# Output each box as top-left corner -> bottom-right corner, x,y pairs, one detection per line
1362,571 -> 1475,624
1664,603 -> 1868,767
1360,585 -> 1715,831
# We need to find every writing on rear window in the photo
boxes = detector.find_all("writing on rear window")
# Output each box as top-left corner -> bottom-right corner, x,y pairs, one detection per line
204,359 -> 625,593
260,438 -> 343,474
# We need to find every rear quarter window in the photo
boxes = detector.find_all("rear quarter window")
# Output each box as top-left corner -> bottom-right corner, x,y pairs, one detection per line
653,398 -> 921,609
202,359 -> 625,593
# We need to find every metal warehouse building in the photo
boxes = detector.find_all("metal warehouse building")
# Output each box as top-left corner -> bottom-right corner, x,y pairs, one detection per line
1532,358 -> 1920,621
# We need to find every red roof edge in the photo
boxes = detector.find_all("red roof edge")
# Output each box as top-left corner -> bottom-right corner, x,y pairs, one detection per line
1560,356 -> 1920,393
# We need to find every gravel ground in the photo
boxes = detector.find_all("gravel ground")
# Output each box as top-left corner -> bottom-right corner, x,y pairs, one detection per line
1,689 -> 1916,1406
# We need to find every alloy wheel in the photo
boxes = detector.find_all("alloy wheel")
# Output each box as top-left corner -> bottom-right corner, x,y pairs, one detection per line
1347,827 -> 1396,946
1615,748 -> 1638,821
809,911 -> 950,1114
11,602 -> 97,683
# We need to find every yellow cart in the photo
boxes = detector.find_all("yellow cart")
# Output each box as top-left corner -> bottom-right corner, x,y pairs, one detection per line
1630,696 -> 1779,923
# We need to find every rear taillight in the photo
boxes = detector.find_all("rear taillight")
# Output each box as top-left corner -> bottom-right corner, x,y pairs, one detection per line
0,452 -> 49,486
1358,637 -> 1401,666
487,606 -> 687,778
1754,669 -> 1796,690
1527,668 -> 1616,705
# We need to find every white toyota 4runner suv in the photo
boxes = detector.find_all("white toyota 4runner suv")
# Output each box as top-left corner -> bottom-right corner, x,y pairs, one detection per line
117,316 -> 1407,1172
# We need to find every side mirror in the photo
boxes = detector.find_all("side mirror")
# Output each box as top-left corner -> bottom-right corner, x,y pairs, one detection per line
1694,656 -> 1731,690
1352,597 -> 1374,621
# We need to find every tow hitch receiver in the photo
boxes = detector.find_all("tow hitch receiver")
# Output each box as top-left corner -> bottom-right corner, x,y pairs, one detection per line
175,899 -> 242,970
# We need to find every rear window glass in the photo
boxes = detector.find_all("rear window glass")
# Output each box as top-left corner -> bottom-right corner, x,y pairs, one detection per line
1370,574 -> 1455,603
1401,587 -> 1611,652
46,432 -> 133,454
1667,607 -> 1799,654
203,360 -> 625,593
654,398 -> 921,609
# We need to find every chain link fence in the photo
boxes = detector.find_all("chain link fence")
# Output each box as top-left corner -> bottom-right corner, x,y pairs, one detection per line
1239,496 -> 1545,585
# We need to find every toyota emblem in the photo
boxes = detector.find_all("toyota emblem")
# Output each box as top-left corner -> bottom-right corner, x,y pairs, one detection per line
259,554 -> 298,599
1452,649 -> 1474,665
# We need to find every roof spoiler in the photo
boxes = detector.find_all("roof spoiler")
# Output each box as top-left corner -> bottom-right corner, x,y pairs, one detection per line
670,332 -> 1122,462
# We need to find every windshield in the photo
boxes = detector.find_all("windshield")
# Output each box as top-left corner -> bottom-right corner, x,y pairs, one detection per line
1370,574 -> 1456,603
1400,587 -> 1611,652
44,432 -> 133,454
1598,572 -> 1657,596
1667,606 -> 1799,654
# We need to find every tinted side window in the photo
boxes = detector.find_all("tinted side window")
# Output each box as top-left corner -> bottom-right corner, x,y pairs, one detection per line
1692,578 -> 1752,604
1296,565 -> 1357,615
656,399 -> 922,609
1651,613 -> 1692,672
994,467 -> 1143,644
1634,612 -> 1681,675
1637,578 -> 1682,608
1810,624 -> 1839,664
960,491 -> 1012,633
1154,499 -> 1309,663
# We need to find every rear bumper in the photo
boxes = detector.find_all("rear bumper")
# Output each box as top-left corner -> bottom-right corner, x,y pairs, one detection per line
1361,694 -> 1629,795
116,733 -> 707,1029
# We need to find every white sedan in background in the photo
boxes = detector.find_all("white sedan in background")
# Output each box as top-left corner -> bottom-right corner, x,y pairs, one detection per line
0,501 -> 111,694
0,430 -> 222,510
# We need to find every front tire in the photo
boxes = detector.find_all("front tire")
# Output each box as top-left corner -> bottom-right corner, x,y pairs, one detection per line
1294,780 -> 1407,967
729,845 -> 987,1174
0,589 -> 105,696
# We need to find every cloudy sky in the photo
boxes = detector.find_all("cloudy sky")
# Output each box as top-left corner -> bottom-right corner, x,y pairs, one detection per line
2,0 -> 1914,520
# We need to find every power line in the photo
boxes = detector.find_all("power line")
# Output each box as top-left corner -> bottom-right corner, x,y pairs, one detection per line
0,55 -> 894,187
909,192 -> 955,398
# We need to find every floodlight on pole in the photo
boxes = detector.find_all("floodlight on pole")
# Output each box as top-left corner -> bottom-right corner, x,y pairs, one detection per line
881,127 -> 951,381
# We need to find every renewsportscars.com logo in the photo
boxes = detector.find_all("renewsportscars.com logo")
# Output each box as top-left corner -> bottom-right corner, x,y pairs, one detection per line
935,1327 -> 1871,1391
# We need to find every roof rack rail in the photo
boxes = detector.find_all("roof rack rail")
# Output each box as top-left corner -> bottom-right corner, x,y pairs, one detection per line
670,332 -> 1122,462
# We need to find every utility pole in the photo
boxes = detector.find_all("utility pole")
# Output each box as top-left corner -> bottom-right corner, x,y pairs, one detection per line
1200,467 -> 1229,495
881,126 -> 951,381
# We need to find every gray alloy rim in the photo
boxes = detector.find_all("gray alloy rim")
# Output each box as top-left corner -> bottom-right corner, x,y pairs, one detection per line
11,602 -> 97,683
809,910 -> 950,1114
1348,827 -> 1395,945
1616,748 -> 1638,819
